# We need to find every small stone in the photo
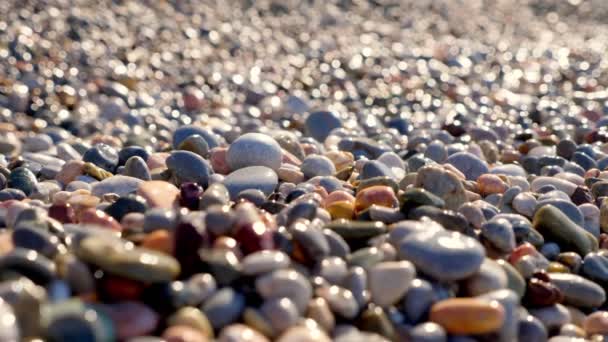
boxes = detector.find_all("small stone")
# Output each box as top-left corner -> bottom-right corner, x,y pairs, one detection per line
408,322 -> 446,342
276,325 -> 331,342
242,250 -> 290,276
108,301 -> 159,339
368,261 -> 416,307
137,180 -> 180,209
256,269 -> 312,313
261,297 -> 300,334
179,134 -> 210,158
584,311 -> 608,336
91,175 -> 143,197
305,111 -> 342,142
354,185 -> 398,214
202,288 -> 246,329
481,218 -> 516,253
218,324 -> 269,342
173,125 -> 221,149
223,166 -> 278,200
548,272 -> 606,308
446,152 -> 489,180
124,156 -> 151,180
167,307 -> 213,338
415,166 -> 467,210
227,133 -> 282,171
162,325 -> 210,342
429,298 -> 505,335
533,205 -> 598,256
83,143 -> 119,172
316,285 -> 359,319
301,155 -> 336,179
166,150 -> 213,187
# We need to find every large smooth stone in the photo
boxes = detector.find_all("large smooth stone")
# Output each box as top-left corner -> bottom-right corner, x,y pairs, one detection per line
226,133 -> 282,171
76,236 -> 180,283
91,176 -> 143,197
429,298 -> 505,335
398,222 -> 485,281
531,177 -> 577,196
445,152 -> 489,180
548,273 -> 606,308
305,111 -> 342,142
368,261 -> 416,307
535,200 -> 584,226
137,181 -> 180,209
166,150 -> 213,187
533,205 -> 597,256
223,166 -> 278,200
414,166 -> 467,210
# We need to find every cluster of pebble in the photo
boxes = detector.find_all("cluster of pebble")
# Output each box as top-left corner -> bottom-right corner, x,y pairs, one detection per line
3,0 -> 608,341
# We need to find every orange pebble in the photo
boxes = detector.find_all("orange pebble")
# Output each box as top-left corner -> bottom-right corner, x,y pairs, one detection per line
141,230 -> 174,255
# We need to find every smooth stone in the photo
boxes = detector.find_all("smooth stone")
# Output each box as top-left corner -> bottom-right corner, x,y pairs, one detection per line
227,133 -> 282,171
533,205 -> 598,256
323,229 -> 350,258
548,272 -> 606,308
179,134 -> 210,158
104,195 -> 147,222
512,192 -> 537,217
360,160 -> 395,181
124,156 -> 151,180
43,300 -> 115,342
91,176 -> 143,197
276,325 -> 331,342
118,146 -> 150,166
445,152 -> 489,180
490,164 -> 527,177
536,200 -> 584,227
167,307 -> 213,338
12,221 -> 61,258
56,143 -> 82,162
398,223 -> 485,281
218,324 -> 269,342
162,325 -> 209,342
377,152 -> 406,180
408,206 -> 468,233
173,125 -> 221,149
200,183 -> 231,209
316,285 -> 359,319
82,144 -> 119,172
170,273 -> 217,308
316,257 -> 348,284
107,301 -> 159,339
529,304 -> 572,330
0,247 -> 56,284
425,140 -> 448,163
305,111 -> 342,142
402,278 -> 436,323
409,322 -> 446,342
584,311 -> 608,336
414,166 -> 467,210
291,221 -> 330,263
463,259 -> 508,296
137,181 -> 180,209
223,166 -> 278,200
261,297 -> 300,334
343,266 -> 369,307
518,315 -> 548,342
0,277 -> 45,337
496,260 -> 526,299
429,298 -> 505,335
256,269 -> 312,313
202,288 -> 245,329
368,261 -> 415,307
242,250 -> 290,276
300,155 -> 336,179
481,218 -> 516,253
582,251 -> 608,286
478,289 -> 519,342
76,236 -> 180,283
198,249 -> 242,285
307,298 -> 335,332
531,177 -> 577,196
7,167 -> 38,196
0,298 -> 19,341
166,150 -> 213,187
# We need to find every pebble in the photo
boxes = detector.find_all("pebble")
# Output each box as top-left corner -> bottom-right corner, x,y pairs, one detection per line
91,175 -> 143,197
398,223 -> 485,281
137,180 -> 180,209
533,205 -> 598,256
223,166 -> 278,200
445,152 -> 489,181
368,261 -> 416,307
227,133 -> 283,171
415,166 -> 467,210
429,298 -> 505,335
124,156 -> 152,180
305,111 -> 342,143
549,273 -> 606,308
83,144 -> 119,172
202,287 -> 246,329
166,150 -> 213,187
301,155 -> 336,179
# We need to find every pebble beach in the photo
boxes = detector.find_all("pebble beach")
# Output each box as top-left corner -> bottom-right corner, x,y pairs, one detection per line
3,0 -> 608,341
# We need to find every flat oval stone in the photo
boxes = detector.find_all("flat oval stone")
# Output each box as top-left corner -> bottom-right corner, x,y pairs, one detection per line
529,304 -> 571,330
227,133 -> 282,171
0,247 -> 56,284
242,250 -> 290,276
260,297 -> 300,334
316,285 -> 359,319
533,205 -> 598,256
301,155 -> 336,179
166,150 -> 213,187
548,273 -> 606,308
445,152 -> 489,180
77,236 -> 180,283
256,269 -> 312,313
305,111 -> 342,142
584,311 -> 608,336
223,166 -> 278,200
167,307 -> 213,338
137,180 -> 180,209
107,301 -> 159,339
399,227 -> 485,281
202,287 -> 245,329
173,125 -> 221,149
408,322 -> 446,342
531,177 -> 577,196
429,298 -> 505,335
368,261 -> 416,307
218,324 -> 269,342
91,175 -> 143,197
536,200 -> 584,226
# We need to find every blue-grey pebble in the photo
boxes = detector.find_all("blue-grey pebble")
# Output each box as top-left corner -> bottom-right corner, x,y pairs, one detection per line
360,160 -> 394,180
173,125 -> 222,149
445,152 -> 489,180
123,156 -> 151,180
305,111 -> 343,142
223,166 -> 278,200
226,133 -> 283,171
202,287 -> 245,329
166,150 -> 213,187
82,144 -> 119,172
301,155 -> 336,179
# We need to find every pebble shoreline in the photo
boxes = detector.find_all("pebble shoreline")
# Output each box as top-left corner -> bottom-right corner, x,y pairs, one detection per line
3,0 -> 608,341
